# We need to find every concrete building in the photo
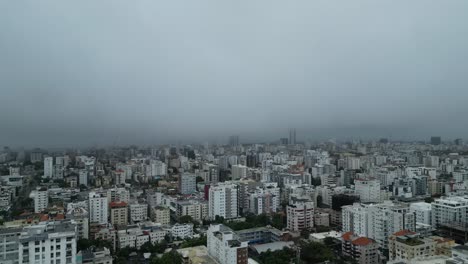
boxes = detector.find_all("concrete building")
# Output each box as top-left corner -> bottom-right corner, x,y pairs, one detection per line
286,196 -> 314,232
129,203 -> 147,223
44,157 -> 53,178
78,246 -> 113,264
169,223 -> 194,239
109,201 -> 128,227
410,202 -> 432,225
89,192 -> 108,224
19,221 -> 77,264
342,232 -> 379,264
79,170 -> 88,186
231,165 -> 247,180
207,224 -> 248,264
176,200 -> 208,222
388,230 -> 436,262
0,227 -> 22,264
151,206 -> 170,225
431,196 -> 468,228
30,187 -> 48,213
66,207 -> 89,239
342,201 -> 416,250
179,173 -> 196,195
208,182 -> 239,220
354,179 -> 380,203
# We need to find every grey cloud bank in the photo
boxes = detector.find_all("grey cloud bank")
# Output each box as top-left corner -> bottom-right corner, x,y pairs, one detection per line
1,1 -> 468,147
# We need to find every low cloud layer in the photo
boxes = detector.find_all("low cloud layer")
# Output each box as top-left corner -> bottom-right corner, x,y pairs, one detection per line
1,1 -> 468,147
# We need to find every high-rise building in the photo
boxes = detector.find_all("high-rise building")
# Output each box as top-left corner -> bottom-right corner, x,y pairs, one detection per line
342,201 -> 416,250
231,165 -> 247,180
409,202 -> 432,225
129,203 -> 148,223
207,224 -> 248,264
354,179 -> 381,203
19,221 -> 77,264
79,170 -> 88,186
287,195 -> 314,231
280,138 -> 288,145
289,128 -> 296,145
431,196 -> 468,228
43,156 -> 53,178
30,187 -> 48,213
0,227 -> 22,263
179,173 -> 196,194
431,136 -> 441,145
208,182 -> 239,220
110,201 -> 128,227
89,192 -> 108,224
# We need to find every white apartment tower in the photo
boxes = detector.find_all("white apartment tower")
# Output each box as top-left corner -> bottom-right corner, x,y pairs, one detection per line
355,179 -> 381,203
89,192 -> 108,224
231,165 -> 247,180
207,224 -> 248,264
286,196 -> 314,231
30,187 -> 48,213
209,182 -> 239,220
19,221 -> 77,264
44,157 -> 53,178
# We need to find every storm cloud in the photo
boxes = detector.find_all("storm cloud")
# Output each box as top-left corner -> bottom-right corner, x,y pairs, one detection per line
1,1 -> 468,147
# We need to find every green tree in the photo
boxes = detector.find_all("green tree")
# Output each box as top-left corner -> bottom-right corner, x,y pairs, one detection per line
300,241 -> 335,263
151,251 -> 183,264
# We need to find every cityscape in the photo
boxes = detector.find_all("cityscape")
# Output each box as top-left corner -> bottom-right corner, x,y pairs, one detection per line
1,135 -> 468,264
2,1 -> 468,264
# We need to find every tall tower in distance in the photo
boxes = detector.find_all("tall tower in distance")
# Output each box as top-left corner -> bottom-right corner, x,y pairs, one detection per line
289,128 -> 296,145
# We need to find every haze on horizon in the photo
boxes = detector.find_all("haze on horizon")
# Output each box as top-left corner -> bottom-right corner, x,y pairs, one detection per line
1,1 -> 468,148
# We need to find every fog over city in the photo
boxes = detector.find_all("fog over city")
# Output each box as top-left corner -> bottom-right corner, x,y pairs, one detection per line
1,1 -> 468,147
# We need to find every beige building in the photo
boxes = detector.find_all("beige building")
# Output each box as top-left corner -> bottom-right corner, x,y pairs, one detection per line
151,206 -> 170,225
389,230 -> 436,262
342,232 -> 379,264
110,201 -> 128,227
176,200 -> 208,222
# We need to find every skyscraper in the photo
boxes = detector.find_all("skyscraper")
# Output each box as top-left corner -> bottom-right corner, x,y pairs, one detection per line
289,128 -> 296,145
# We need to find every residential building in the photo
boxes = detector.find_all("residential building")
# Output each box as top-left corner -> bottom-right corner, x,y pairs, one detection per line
169,223 -> 194,239
175,200 -> 208,222
66,207 -> 89,239
78,247 -> 113,264
151,206 -> 170,225
30,187 -> 48,213
18,221 -> 77,264
410,202 -> 432,225
231,165 -> 247,180
207,224 -> 248,264
286,196 -> 314,232
388,230 -> 436,262
208,182 -> 239,220
354,179 -> 380,203
0,227 -> 22,264
431,196 -> 468,228
109,201 -> 128,227
129,203 -> 147,223
342,232 -> 379,264
89,192 -> 108,224
44,157 -> 53,178
179,173 -> 196,195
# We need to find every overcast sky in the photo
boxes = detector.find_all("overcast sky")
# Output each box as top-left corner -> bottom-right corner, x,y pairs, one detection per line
1,1 -> 468,147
